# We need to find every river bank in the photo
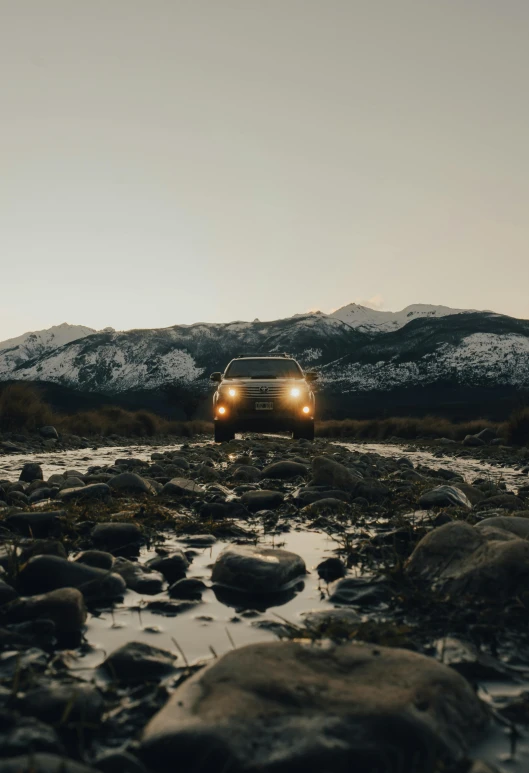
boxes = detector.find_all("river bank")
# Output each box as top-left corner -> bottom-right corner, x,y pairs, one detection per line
0,434 -> 528,771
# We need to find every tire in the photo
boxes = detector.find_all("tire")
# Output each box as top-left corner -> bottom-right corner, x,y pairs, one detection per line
292,420 -> 314,441
214,423 -> 235,443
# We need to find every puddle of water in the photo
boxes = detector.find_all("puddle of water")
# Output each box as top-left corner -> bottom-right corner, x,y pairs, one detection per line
82,528 -> 342,671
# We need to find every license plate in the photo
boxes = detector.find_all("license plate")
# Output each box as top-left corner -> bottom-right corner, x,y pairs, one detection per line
255,401 -> 273,410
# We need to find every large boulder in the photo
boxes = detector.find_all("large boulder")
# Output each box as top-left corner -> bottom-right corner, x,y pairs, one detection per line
109,472 -> 157,496
19,463 -> 43,483
3,588 -> 87,634
39,426 -> 59,440
4,511 -> 64,538
141,640 -> 487,773
58,483 -> 111,503
311,456 -> 361,491
260,461 -> 308,480
91,522 -> 143,554
406,519 -> 529,600
17,555 -> 126,601
240,489 -> 284,512
161,478 -> 204,497
419,485 -> 472,510
212,545 -> 305,594
101,641 -> 177,685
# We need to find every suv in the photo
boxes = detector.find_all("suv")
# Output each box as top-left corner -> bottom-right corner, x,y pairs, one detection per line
210,353 -> 317,442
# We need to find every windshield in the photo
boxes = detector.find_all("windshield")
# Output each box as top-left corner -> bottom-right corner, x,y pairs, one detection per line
225,359 -> 303,379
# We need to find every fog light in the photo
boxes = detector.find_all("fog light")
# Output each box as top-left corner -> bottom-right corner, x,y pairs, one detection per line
290,388 -> 300,397
218,406 -> 226,415
302,406 -> 310,414
228,388 -> 237,397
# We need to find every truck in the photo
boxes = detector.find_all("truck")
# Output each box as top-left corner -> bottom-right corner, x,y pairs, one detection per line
210,353 -> 317,442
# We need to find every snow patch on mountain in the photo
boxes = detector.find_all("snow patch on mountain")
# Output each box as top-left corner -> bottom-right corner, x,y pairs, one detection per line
321,333 -> 529,392
331,303 -> 475,333
0,323 -> 99,378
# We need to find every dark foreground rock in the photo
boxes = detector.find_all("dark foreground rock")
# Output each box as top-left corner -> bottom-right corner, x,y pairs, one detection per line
406,518 -> 529,600
100,641 -> 177,685
0,754 -> 98,772
419,485 -> 472,509
18,555 -> 126,600
141,640 -> 487,773
212,545 -> 305,594
3,588 -> 87,633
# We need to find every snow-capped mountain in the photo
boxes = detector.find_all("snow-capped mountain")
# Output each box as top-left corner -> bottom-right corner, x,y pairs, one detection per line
1,307 -> 528,418
0,323 -> 99,378
330,303 -> 475,333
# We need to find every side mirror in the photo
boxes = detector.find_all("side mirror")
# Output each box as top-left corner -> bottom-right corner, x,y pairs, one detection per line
210,372 -> 222,383
305,372 -> 318,383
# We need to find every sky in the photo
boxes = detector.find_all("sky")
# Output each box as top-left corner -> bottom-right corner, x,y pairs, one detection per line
1,0 -> 528,340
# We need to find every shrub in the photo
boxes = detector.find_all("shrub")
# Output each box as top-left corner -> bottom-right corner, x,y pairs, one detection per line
0,384 -> 54,431
505,408 -> 529,446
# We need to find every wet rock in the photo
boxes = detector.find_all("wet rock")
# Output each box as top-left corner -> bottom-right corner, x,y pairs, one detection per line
354,479 -> 389,503
145,599 -> 199,616
311,455 -> 361,491
18,556 -> 126,601
113,557 -> 164,594
3,588 -> 87,634
304,498 -> 349,515
231,465 -> 261,483
109,472 -> 157,495
316,556 -> 346,582
479,493 -> 525,511
19,462 -> 44,483
179,534 -> 216,548
451,482 -> 485,506
28,487 -> 55,504
241,489 -> 284,512
261,461 -> 308,479
0,579 -> 17,605
329,575 -> 390,606
17,680 -> 104,723
168,578 -> 206,600
406,520 -> 529,600
101,641 -> 177,685
141,640 -> 487,773
147,552 -> 189,583
5,511 -> 64,538
475,515 -> 529,539
0,754 -> 97,772
6,491 -> 29,506
91,522 -> 143,554
0,717 -> 65,760
199,502 -> 231,520
463,435 -> 485,447
39,426 -> 59,440
161,478 -> 204,496
300,607 -> 361,628
212,545 -> 305,594
59,483 -> 111,503
93,750 -> 148,773
419,485 -> 472,509
75,550 -> 114,570
58,477 -> 85,490
293,488 -> 350,506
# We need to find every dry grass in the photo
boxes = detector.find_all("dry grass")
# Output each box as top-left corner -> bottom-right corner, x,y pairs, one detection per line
315,415 -> 505,441
0,383 -> 211,438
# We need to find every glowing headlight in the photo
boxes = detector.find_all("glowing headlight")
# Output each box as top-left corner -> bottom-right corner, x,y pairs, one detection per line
302,406 -> 310,414
218,406 -> 226,415
290,388 -> 301,397
228,388 -> 237,397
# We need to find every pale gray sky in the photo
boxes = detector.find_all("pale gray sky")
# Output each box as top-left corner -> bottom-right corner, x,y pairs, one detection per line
1,0 -> 528,339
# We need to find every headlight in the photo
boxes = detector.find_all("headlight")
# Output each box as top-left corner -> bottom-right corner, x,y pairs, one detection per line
228,388 -> 237,397
290,388 -> 301,397
218,406 -> 227,415
302,406 -> 310,414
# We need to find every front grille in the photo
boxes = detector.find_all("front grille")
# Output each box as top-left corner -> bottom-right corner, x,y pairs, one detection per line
239,383 -> 288,398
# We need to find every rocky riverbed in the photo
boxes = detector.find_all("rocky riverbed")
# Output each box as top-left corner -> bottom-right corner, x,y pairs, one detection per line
0,434 -> 529,772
